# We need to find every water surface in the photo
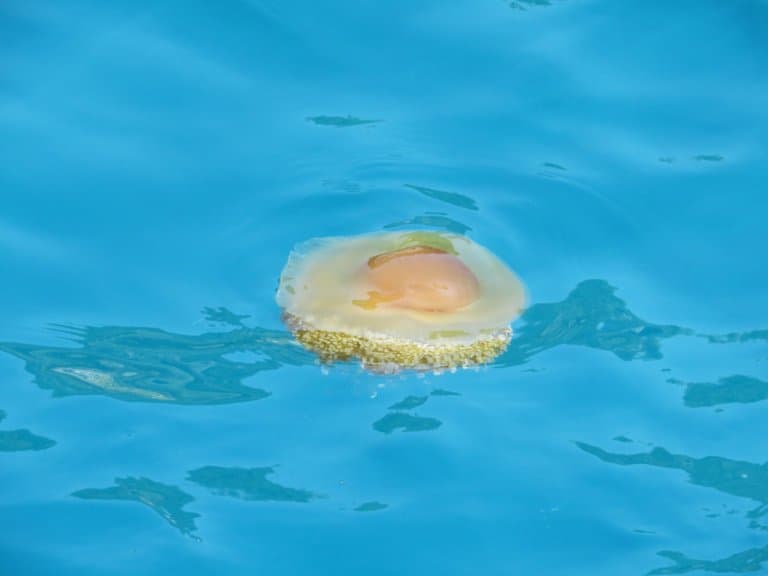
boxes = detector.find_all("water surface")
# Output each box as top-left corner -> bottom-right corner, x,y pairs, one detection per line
1,1 -> 767,574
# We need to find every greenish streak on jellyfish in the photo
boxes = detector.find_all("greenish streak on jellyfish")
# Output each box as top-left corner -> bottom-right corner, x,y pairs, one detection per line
275,231 -> 525,370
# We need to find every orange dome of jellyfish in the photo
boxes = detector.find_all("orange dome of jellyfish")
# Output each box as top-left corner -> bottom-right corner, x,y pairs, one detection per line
276,231 -> 525,370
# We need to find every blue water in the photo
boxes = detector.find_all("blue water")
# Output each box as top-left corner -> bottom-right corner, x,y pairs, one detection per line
2,1 -> 768,574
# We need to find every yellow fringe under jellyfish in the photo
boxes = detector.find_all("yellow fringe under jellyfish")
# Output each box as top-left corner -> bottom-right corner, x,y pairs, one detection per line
276,231 -> 525,370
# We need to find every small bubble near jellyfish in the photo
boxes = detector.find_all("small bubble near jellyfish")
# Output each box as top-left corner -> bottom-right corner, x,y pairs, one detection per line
276,231 -> 525,371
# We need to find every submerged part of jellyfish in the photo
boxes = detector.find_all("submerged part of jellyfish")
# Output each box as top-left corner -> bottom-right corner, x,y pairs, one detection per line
275,231 -> 525,370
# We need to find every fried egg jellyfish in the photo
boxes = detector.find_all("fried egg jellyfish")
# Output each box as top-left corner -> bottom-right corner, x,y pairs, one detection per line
276,231 -> 525,370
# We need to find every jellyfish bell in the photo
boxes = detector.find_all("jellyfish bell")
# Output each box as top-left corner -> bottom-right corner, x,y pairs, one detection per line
276,231 -> 525,370
361,245 -> 481,312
